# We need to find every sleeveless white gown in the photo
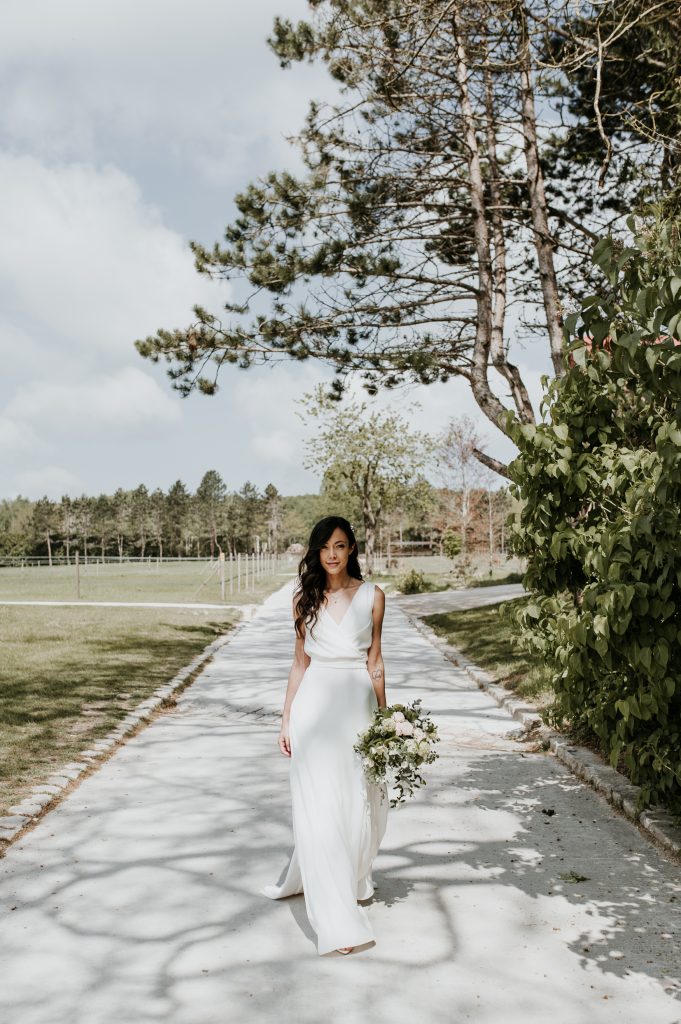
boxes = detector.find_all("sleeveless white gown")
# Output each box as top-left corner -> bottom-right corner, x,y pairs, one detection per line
261,580 -> 388,955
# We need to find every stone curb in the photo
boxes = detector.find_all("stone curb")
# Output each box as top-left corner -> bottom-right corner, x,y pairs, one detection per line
403,608 -> 681,863
0,609 -> 257,847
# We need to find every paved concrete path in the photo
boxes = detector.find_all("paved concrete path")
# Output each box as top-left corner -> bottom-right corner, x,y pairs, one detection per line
393,582 -> 524,615
1,583 -> 680,1024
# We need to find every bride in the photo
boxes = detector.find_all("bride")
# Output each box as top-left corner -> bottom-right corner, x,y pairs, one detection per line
261,515 -> 389,955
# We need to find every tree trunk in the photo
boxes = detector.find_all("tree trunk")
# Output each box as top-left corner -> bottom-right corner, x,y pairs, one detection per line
362,498 -> 378,576
364,522 -> 375,575
472,447 -> 512,479
515,0 -> 565,377
46,530 -> 52,567
483,58 -> 536,425
360,464 -> 379,575
488,489 -> 494,574
460,486 -> 469,559
452,10 -> 512,434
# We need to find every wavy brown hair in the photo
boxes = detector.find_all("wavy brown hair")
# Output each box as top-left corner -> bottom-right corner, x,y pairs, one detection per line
294,516 -> 363,638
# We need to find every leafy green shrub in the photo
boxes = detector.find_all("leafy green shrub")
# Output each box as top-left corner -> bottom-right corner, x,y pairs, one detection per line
506,214 -> 681,811
397,569 -> 427,594
443,530 -> 462,560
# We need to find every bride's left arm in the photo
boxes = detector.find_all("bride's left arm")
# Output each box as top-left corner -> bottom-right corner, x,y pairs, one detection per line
367,585 -> 387,708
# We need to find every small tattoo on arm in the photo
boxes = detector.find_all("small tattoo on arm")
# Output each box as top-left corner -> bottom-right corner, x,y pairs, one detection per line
371,667 -> 383,679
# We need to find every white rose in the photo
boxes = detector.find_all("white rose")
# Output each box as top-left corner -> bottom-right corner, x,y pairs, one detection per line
396,720 -> 414,737
418,740 -> 432,758
382,718 -> 397,733
405,738 -> 418,755
392,711 -> 405,722
413,727 -> 425,741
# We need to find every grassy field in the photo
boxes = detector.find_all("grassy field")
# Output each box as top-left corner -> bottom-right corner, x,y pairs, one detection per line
0,562 -> 530,822
0,602 -> 244,818
423,598 -> 554,706
0,560 -> 295,604
371,555 -> 525,594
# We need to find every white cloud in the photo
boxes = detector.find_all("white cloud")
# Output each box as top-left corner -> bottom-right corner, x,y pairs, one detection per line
231,361 -> 326,479
12,464 -> 84,500
0,154 -> 222,358
0,415 -> 40,455
0,153 -> 225,493
251,429 -> 301,464
5,366 -> 182,434
0,0 -> 342,501
0,319 -> 49,378
0,0 -> 334,183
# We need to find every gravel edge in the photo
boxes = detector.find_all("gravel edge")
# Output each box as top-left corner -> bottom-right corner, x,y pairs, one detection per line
0,609 -> 257,851
404,609 -> 681,863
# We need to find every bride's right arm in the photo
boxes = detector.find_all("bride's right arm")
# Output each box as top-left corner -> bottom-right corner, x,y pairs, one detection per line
278,595 -> 310,757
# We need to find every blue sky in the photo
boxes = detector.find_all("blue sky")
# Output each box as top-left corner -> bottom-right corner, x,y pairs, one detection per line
0,0 -> 550,501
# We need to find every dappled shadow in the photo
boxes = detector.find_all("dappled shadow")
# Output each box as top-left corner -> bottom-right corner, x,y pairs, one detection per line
1,583 -> 680,1024
4,710 -> 679,1024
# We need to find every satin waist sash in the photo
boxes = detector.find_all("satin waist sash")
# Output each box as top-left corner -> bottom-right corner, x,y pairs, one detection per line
306,657 -> 368,670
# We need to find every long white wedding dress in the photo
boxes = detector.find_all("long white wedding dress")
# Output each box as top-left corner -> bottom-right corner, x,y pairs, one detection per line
261,580 -> 388,955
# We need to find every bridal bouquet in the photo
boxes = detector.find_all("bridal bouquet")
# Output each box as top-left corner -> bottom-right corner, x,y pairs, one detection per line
354,699 -> 440,807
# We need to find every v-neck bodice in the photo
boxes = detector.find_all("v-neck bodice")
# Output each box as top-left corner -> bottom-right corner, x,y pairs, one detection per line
304,580 -> 375,666
322,581 -> 365,627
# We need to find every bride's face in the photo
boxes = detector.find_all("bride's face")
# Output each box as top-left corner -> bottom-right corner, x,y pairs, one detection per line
319,527 -> 354,580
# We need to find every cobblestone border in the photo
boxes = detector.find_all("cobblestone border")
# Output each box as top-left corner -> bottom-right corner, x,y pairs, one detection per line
404,609 -> 681,862
0,607 -> 258,851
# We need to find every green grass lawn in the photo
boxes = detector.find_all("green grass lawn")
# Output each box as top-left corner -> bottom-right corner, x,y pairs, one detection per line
371,564 -> 525,594
0,561 -> 294,604
423,598 -> 554,705
466,572 -> 524,588
371,570 -> 464,593
0,604 -> 241,818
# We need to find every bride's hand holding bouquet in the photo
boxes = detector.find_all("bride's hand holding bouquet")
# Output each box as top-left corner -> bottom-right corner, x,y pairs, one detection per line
354,698 -> 440,807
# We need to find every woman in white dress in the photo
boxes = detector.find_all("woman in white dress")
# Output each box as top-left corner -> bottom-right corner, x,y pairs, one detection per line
261,515 -> 389,956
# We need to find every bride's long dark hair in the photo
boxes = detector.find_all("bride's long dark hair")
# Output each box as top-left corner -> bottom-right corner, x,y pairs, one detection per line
294,515 -> 363,638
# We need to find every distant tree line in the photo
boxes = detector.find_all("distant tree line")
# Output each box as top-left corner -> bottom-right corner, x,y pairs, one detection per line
0,474 -> 317,561
0,467 -> 511,566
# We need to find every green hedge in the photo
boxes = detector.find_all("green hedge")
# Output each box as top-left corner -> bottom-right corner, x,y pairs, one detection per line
506,215 -> 681,811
